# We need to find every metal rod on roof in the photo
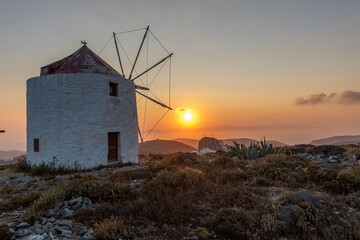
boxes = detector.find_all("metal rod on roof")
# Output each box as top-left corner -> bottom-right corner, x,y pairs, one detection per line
129,26 -> 149,80
113,32 -> 125,77
131,53 -> 173,82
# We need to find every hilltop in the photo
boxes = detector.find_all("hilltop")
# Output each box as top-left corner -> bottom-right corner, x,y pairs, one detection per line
310,135 -> 360,146
139,139 -> 196,154
0,150 -> 26,161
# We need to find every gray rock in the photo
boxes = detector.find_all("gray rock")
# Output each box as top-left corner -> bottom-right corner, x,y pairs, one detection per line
82,228 -> 94,240
54,225 -> 70,233
61,230 -> 73,237
16,229 -> 32,237
307,145 -> 346,157
61,208 -> 75,217
35,227 -> 46,235
8,222 -> 18,228
73,222 -> 88,236
48,217 -> 56,223
54,201 -> 63,209
40,217 -> 47,225
27,234 -> 45,240
15,222 -> 31,229
70,196 -> 83,205
57,219 -> 73,229
71,201 -> 82,210
46,209 -> 55,217
318,163 -> 338,170
82,198 -> 92,208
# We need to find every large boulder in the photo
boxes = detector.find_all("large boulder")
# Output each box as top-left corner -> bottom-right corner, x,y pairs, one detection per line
307,145 -> 346,157
198,137 -> 227,154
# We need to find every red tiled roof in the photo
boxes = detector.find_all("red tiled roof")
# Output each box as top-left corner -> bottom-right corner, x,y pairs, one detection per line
40,45 -> 120,76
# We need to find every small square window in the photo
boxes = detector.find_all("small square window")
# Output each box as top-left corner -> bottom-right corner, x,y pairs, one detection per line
34,139 -> 39,152
109,82 -> 118,97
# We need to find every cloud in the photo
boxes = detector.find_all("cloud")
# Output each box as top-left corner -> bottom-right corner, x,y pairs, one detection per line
295,93 -> 330,105
295,90 -> 360,106
339,90 -> 360,105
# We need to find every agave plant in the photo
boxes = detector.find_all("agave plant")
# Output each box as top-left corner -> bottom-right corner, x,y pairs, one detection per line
230,137 -> 275,160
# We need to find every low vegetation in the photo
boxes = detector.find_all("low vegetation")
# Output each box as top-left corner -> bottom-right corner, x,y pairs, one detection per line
2,145 -> 360,239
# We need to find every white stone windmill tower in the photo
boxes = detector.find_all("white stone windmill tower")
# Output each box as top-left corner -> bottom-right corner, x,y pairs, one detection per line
27,27 -> 172,169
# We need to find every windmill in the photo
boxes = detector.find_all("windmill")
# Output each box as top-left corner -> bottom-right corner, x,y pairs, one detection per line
101,26 -> 173,143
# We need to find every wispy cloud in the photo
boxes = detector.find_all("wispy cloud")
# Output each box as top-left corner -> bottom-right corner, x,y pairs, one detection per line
295,90 -> 360,106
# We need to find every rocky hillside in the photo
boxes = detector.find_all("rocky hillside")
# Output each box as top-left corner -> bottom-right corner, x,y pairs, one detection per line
139,140 -> 196,154
0,144 -> 359,239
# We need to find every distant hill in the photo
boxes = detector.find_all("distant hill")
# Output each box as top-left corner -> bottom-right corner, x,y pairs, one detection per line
310,135 -> 360,146
173,138 -> 199,149
222,138 -> 288,147
139,140 -> 196,154
0,150 -> 26,160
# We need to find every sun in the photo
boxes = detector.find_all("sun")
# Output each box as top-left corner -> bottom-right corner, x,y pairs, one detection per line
184,112 -> 192,121
175,107 -> 197,126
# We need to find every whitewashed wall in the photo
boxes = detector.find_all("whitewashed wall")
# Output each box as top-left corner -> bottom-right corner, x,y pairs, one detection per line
26,73 -> 139,169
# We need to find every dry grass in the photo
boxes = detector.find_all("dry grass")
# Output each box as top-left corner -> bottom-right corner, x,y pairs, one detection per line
7,151 -> 359,239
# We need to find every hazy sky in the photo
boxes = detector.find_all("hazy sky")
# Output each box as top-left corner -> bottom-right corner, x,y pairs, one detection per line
1,0 -> 360,150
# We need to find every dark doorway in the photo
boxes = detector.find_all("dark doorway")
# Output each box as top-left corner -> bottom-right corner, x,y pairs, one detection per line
108,132 -> 120,162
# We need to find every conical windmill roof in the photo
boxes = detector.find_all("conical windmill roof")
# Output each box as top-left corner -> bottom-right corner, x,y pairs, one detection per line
40,45 -> 120,77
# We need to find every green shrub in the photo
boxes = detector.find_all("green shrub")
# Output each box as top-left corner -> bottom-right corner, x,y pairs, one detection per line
230,137 -> 275,160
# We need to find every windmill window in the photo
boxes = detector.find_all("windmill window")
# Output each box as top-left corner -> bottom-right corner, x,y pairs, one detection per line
109,82 -> 118,97
34,139 -> 39,152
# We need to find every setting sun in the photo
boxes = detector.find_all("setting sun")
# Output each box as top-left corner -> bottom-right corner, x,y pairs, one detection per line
184,112 -> 192,121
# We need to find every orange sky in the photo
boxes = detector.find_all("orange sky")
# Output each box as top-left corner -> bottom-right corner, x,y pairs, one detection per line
1,1 -> 360,150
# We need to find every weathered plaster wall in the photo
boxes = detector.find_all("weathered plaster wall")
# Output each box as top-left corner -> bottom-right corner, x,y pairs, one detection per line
27,73 -> 138,169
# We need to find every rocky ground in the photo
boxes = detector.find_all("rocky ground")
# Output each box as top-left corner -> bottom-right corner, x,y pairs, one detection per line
0,144 -> 360,239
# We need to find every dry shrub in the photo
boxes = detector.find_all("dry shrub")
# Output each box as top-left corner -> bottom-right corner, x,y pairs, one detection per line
139,167 -> 205,223
31,186 -> 68,215
94,217 -> 135,240
67,181 -> 136,203
208,207 -> 251,239
148,153 -> 164,161
108,168 -> 153,183
258,190 -> 360,239
210,157 -> 235,169
208,184 -> 263,210
163,152 -> 199,165
0,192 -> 40,212
0,225 -> 13,240
212,168 -> 249,184
326,169 -> 360,194
263,153 -> 287,163
32,180 -> 136,216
